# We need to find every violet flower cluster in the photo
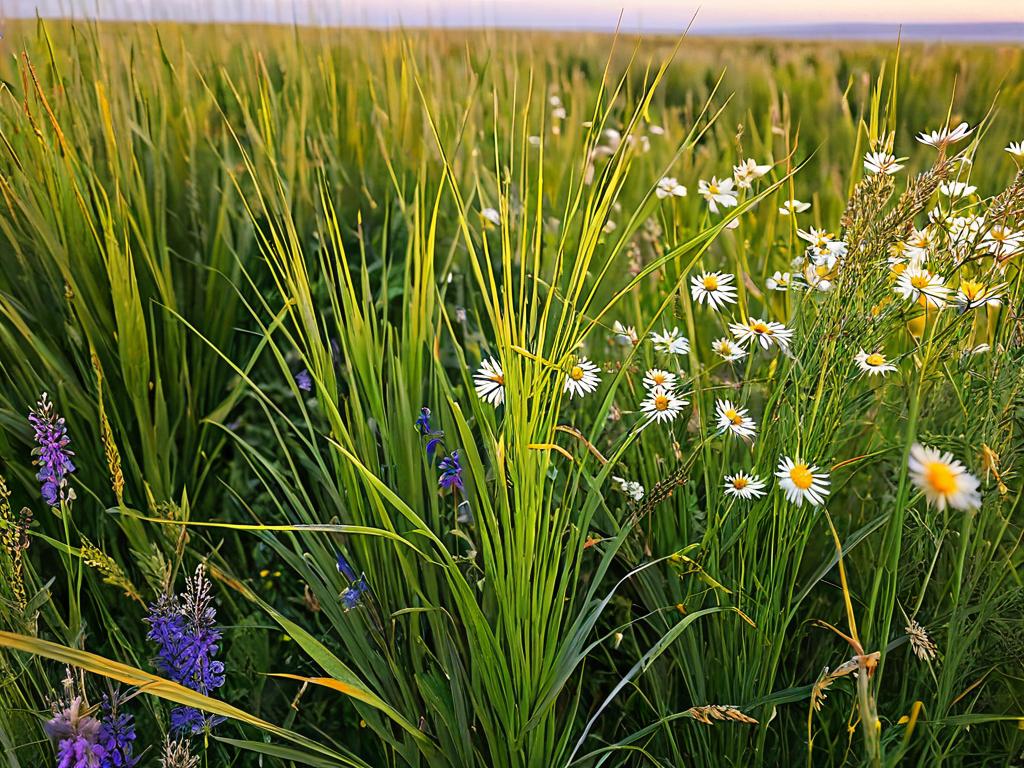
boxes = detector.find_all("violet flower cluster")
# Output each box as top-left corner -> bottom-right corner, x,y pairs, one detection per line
45,694 -> 137,768
414,407 -> 466,497
29,392 -> 76,507
145,564 -> 226,734
336,553 -> 369,611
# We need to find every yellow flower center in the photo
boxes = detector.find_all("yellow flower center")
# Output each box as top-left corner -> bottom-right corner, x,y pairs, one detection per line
654,394 -> 670,411
732,477 -> 749,489
751,321 -> 772,334
865,353 -> 885,367
991,229 -> 1007,242
960,280 -> 982,299
725,409 -> 742,425
789,464 -> 814,490
708,184 -> 719,195
891,262 -> 907,277
703,275 -> 719,290
910,275 -> 930,289
651,372 -> 667,385
924,461 -> 958,495
570,366 -> 585,381
491,373 -> 504,384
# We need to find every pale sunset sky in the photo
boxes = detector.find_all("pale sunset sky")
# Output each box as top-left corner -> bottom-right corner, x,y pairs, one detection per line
3,0 -> 1022,33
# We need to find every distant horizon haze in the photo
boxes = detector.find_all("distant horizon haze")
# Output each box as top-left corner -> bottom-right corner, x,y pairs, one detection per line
1,0 -> 1022,40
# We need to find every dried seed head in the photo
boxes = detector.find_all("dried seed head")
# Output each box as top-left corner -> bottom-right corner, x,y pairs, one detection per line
685,705 -> 758,725
906,618 -> 938,662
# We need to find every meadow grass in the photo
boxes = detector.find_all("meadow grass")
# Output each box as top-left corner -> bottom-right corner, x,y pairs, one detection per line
0,19 -> 1021,767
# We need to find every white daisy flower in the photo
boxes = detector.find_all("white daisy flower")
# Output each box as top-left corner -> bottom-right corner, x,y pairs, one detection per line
723,471 -> 767,500
908,443 -> 981,511
776,457 -> 830,507
474,357 -> 505,406
729,318 -> 795,351
712,337 -> 748,362
863,151 -> 905,175
938,181 -> 977,198
612,476 -> 645,502
655,176 -> 687,199
715,399 -> 757,440
642,368 -> 678,391
779,199 -> 810,215
611,321 -> 639,347
1006,141 -> 1024,160
639,386 -> 687,424
732,158 -> 771,189
803,262 -> 833,293
916,122 -> 973,148
956,280 -> 1002,310
766,271 -> 796,291
481,207 -> 501,227
854,350 -> 898,376
690,271 -> 738,311
651,327 -> 690,356
798,227 -> 847,269
894,267 -> 950,308
698,176 -> 738,214
564,358 -> 601,399
978,225 -> 1023,259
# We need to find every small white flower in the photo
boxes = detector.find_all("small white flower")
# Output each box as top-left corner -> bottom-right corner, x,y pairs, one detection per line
863,151 -> 905,175
656,176 -> 687,199
732,158 -> 771,189
854,350 -> 897,376
798,227 -> 847,269
551,106 -> 567,120
564,358 -> 602,399
602,220 -> 617,234
723,471 -> 767,500
715,399 -> 757,440
712,337 -> 748,362
776,457 -> 830,507
894,267 -> 950,308
779,199 -> 810,215
729,318 -> 795,351
481,207 -> 501,227
651,327 -> 690,356
549,95 -> 562,107
690,271 -> 738,311
642,368 -> 678,391
766,271 -> 798,291
528,135 -> 541,147
956,280 -> 1002,310
978,225 -> 1023,259
611,321 -> 639,348
612,476 -> 646,502
698,176 -> 739,214
908,443 -> 981,511
474,357 -> 505,406
938,181 -> 977,198
916,122 -> 973,148
639,386 -> 688,424
1006,141 -> 1024,160
648,124 -> 665,136
803,263 -> 833,293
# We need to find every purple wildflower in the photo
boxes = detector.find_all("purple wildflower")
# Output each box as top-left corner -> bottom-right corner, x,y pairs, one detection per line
336,552 -> 369,611
341,576 -> 369,611
45,696 -> 106,768
438,451 -> 464,494
97,695 -> 138,768
414,407 -> 444,461
294,369 -> 313,392
336,553 -> 358,582
145,565 -> 225,734
28,393 -> 76,507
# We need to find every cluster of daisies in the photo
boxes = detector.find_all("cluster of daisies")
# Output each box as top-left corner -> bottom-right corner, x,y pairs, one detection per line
468,121 -> 1003,517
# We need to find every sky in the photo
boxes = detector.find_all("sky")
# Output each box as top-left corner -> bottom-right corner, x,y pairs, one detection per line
2,0 -> 1022,33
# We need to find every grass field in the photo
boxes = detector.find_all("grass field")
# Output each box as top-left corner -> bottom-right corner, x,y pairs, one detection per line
0,19 -> 1022,767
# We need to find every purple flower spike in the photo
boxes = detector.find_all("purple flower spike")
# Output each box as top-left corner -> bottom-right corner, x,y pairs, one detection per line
29,393 -> 76,507
438,451 -> 464,494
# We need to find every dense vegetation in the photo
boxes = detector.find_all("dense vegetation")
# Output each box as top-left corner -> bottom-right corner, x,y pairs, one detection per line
0,19 -> 1022,767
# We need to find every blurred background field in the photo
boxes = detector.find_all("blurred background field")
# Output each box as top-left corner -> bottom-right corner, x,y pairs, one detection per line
0,17 -> 1021,767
